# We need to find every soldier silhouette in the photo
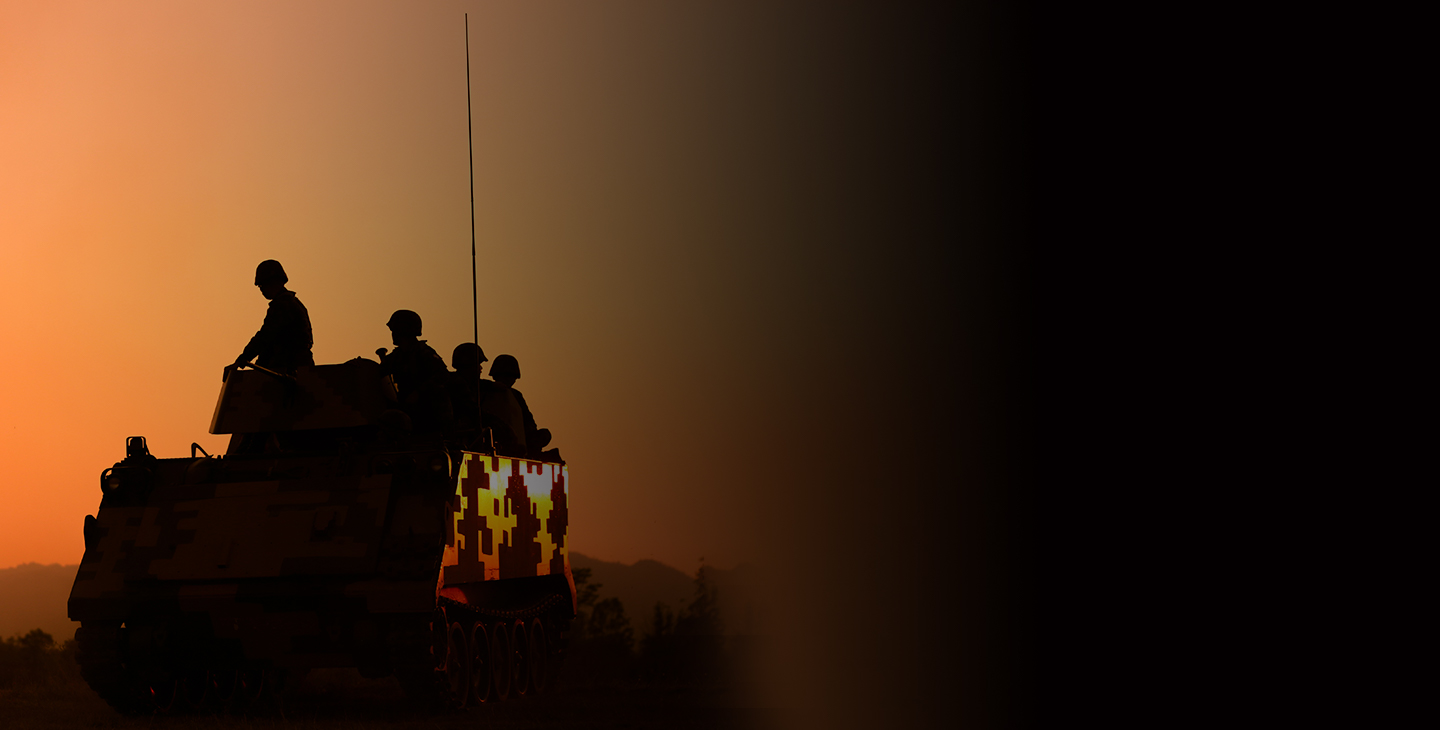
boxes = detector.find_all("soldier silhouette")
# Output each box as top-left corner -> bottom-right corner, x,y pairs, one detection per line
376,310 -> 452,433
226,260 -> 314,380
448,342 -> 488,431
480,354 -> 556,460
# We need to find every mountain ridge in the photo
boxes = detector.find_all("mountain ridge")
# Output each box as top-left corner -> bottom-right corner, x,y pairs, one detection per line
0,562 -> 80,641
569,552 -> 759,637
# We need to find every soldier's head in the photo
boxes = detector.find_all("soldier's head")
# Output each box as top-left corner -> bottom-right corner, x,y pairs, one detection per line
452,342 -> 487,374
489,354 -> 520,387
386,310 -> 423,344
254,260 -> 288,299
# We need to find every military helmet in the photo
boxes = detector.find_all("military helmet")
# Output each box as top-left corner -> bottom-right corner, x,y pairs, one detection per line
254,260 -> 288,286
490,354 -> 520,380
386,309 -> 423,337
452,342 -> 488,370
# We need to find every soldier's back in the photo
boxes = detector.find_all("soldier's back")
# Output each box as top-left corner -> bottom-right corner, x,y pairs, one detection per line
257,291 -> 314,371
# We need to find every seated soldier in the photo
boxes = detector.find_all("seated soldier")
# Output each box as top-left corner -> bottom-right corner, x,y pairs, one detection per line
448,342 -> 488,431
480,354 -> 559,461
376,310 -> 453,434
479,355 -> 527,457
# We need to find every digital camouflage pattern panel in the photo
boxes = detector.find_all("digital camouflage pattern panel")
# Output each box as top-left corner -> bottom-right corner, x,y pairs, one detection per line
441,455 -> 571,599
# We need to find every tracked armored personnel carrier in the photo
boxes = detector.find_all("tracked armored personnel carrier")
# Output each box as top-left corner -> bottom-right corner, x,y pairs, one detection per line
67,360 -> 574,714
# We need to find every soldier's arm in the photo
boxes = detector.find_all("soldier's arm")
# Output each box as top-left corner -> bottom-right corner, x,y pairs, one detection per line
377,347 -> 403,377
236,329 -> 265,366
515,390 -> 540,436
236,302 -> 281,365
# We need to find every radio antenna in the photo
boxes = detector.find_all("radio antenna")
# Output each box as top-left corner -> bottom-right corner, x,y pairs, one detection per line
465,13 -> 478,346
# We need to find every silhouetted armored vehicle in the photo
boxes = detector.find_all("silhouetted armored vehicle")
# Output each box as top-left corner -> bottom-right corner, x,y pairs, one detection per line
68,360 -> 573,714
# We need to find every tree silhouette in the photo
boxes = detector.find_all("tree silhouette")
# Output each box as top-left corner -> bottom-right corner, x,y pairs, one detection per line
0,629 -> 79,688
639,565 -> 724,683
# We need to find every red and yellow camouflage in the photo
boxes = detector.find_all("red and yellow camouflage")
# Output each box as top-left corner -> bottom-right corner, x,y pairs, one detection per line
441,454 -> 573,611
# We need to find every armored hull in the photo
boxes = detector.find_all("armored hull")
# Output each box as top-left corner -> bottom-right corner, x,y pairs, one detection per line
68,362 -> 574,713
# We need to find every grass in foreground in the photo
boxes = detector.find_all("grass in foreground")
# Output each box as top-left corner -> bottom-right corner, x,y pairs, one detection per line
0,667 -> 781,730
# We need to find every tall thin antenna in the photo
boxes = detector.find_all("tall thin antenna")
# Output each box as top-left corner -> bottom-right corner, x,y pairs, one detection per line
465,13 -> 478,347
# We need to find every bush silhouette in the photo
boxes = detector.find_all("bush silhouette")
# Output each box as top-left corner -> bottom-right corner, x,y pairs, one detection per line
564,564 -> 730,688
0,628 -> 81,689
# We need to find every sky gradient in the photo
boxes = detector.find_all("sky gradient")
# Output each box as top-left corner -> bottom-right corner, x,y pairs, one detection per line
1,2 -> 1018,725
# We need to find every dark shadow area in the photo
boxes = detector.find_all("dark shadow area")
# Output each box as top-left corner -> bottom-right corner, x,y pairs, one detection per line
0,629 -> 82,690
0,617 -> 777,730
2,568 -> 764,728
563,565 -> 755,691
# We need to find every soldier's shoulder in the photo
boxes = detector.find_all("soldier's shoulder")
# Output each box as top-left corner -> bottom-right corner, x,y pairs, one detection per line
400,341 -> 446,369
272,290 -> 307,310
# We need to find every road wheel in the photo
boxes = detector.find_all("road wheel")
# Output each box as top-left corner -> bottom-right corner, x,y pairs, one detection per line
237,667 -> 266,710
179,669 -> 210,710
430,609 -> 449,668
445,622 -> 471,708
490,621 -> 512,700
209,668 -> 238,712
512,619 -> 531,697
469,621 -> 491,703
142,669 -> 178,714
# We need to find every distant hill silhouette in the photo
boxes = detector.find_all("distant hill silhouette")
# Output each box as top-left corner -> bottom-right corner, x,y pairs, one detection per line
0,555 -> 758,644
571,553 -> 693,628
570,552 -> 759,637
0,563 -> 79,642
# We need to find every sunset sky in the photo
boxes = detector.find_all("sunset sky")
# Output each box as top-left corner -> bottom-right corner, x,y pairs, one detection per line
1,1 -> 1015,724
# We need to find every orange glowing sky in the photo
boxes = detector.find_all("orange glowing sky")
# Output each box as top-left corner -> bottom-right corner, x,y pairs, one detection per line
3,0 -> 821,572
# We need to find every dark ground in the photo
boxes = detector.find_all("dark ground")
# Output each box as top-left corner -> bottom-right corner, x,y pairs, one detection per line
0,668 -> 783,730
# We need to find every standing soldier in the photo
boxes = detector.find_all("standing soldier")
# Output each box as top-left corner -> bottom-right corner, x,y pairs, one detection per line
376,310 -> 452,433
228,260 -> 314,378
